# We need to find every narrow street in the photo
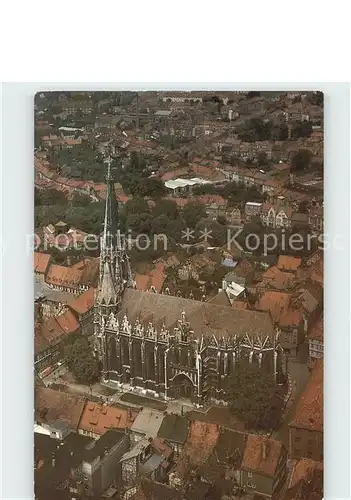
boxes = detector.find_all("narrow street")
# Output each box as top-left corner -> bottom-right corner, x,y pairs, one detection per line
274,344 -> 311,449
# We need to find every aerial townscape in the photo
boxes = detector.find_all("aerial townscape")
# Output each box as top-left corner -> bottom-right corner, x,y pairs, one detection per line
34,90 -> 324,500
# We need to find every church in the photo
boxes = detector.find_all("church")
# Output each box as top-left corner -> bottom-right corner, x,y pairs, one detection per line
94,164 -> 282,404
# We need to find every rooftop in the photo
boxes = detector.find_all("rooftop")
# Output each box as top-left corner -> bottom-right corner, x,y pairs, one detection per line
35,387 -> 86,431
255,291 -> 291,325
277,256 -> 302,272
131,407 -> 165,438
119,289 -> 274,339
157,413 -> 189,444
289,358 -> 323,431
241,434 -> 284,477
171,420 -> 220,478
68,287 -> 95,315
35,432 -> 93,497
34,252 -> 52,274
78,401 -> 138,436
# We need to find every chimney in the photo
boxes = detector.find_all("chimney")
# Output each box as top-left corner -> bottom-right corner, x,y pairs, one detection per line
51,452 -> 56,468
262,442 -> 267,460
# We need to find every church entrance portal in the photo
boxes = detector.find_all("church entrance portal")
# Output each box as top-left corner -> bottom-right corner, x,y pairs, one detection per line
169,373 -> 195,399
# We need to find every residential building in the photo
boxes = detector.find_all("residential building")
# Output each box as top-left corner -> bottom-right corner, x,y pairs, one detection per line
35,387 -> 86,434
308,315 -> 323,369
277,256 -> 302,274
241,434 -> 288,498
222,259 -> 255,287
245,202 -> 262,221
285,458 -> 323,500
289,359 -> 323,462
77,401 -> 138,439
35,308 -> 80,374
157,413 -> 189,458
34,252 -> 52,277
260,265 -> 295,291
308,205 -> 324,233
169,421 -> 220,490
226,207 -> 242,226
255,291 -> 304,355
68,287 -> 96,336
70,429 -> 130,498
130,408 -> 165,444
120,436 -> 173,487
178,254 -> 216,281
135,263 -> 166,294
261,203 -> 292,229
35,431 -> 93,500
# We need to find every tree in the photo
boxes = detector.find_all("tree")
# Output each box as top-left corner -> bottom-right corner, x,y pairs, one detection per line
64,337 -> 100,384
182,201 -> 207,229
124,198 -> 150,216
152,199 -> 179,220
226,363 -> 284,430
291,149 -> 312,172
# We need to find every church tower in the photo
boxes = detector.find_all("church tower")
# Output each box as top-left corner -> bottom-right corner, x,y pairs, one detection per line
94,157 -> 133,372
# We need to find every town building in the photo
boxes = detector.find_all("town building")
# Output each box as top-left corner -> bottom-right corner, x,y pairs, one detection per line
157,413 -> 189,458
94,164 -> 284,404
240,434 -> 288,498
120,436 -> 173,487
308,315 -> 323,369
77,401 -> 138,439
289,359 -> 323,462
70,429 -> 130,498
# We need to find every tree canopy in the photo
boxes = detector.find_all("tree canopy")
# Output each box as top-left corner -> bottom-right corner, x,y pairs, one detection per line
226,363 -> 284,430
64,336 -> 100,384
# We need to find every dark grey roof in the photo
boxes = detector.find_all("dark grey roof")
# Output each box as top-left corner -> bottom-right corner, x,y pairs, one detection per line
83,429 -> 127,462
119,289 -> 274,338
157,414 -> 189,444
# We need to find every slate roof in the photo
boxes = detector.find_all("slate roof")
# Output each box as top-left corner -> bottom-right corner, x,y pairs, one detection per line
118,289 -> 274,338
157,414 -> 189,444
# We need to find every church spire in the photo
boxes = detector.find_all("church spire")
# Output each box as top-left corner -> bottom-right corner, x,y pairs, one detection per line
97,156 -> 132,312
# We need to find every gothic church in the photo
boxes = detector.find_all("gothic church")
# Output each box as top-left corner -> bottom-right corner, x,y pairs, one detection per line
94,165 -> 282,404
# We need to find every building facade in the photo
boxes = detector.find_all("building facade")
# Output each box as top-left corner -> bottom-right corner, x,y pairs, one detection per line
94,163 -> 284,405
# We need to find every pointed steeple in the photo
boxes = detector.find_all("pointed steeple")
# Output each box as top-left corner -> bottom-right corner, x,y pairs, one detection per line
97,260 -> 119,306
96,157 -> 133,315
101,157 -> 121,266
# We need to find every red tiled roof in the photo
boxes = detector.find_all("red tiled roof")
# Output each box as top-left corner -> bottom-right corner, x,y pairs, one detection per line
172,421 -> 220,478
261,265 -> 295,290
34,252 -> 51,274
68,287 -> 95,315
241,434 -> 284,477
78,401 -> 138,436
45,264 -> 83,289
277,256 -> 302,272
56,310 -> 80,334
135,263 -> 166,294
255,291 -> 291,324
289,359 -> 323,431
279,310 -> 303,327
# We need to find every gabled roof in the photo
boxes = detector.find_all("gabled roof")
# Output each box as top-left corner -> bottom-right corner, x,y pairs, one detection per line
118,289 -> 274,339
35,387 -> 86,430
34,252 -> 51,274
157,413 -> 189,444
68,287 -> 95,315
289,359 -> 323,431
241,434 -> 284,477
277,255 -> 302,272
